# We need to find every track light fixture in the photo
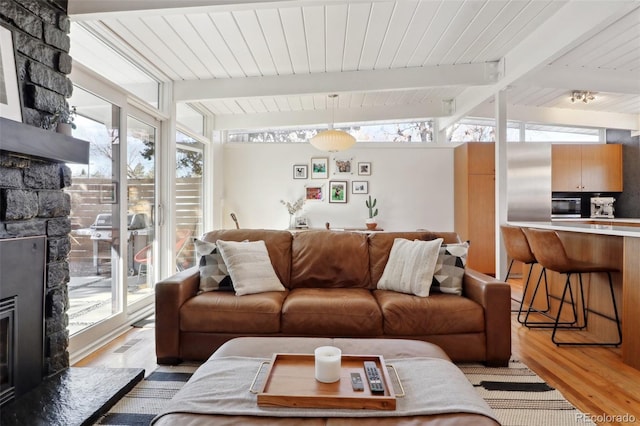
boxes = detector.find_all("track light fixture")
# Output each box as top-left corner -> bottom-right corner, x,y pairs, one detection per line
570,91 -> 596,104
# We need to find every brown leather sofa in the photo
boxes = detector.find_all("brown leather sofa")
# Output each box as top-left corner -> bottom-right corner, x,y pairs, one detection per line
155,229 -> 511,366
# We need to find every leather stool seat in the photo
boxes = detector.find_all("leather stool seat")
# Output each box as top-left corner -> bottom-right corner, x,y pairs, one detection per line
522,228 -> 622,346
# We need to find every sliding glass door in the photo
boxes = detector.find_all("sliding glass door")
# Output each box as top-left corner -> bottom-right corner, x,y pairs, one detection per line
66,79 -> 163,359
126,113 -> 160,310
175,132 -> 205,270
66,87 -> 123,336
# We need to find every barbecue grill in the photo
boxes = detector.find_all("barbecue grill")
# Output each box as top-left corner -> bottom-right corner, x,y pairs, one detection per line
89,213 -> 151,274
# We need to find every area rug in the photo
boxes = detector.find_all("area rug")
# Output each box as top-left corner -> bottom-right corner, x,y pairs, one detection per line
94,359 -> 594,426
459,359 -> 595,426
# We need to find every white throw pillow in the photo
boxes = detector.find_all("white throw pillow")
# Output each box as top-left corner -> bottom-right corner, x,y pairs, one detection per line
216,240 -> 285,296
377,238 -> 443,297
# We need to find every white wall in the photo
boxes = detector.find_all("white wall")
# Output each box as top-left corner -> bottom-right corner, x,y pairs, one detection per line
218,143 -> 456,232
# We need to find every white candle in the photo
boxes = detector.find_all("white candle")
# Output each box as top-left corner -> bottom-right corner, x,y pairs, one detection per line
314,346 -> 342,383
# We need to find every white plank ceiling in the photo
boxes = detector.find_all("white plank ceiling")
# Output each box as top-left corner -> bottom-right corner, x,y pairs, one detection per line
69,0 -> 640,130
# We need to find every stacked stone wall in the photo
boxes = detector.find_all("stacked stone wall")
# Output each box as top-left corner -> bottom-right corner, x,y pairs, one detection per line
1,0 -> 72,375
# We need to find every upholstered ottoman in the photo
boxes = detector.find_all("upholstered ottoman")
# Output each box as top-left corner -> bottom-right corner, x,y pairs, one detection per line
152,337 -> 499,426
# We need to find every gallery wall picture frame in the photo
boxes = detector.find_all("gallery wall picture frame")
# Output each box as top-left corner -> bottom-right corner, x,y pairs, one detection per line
358,162 -> 372,176
311,157 -> 329,179
305,185 -> 324,201
332,156 -> 354,175
0,24 -> 23,122
352,181 -> 369,194
293,164 -> 308,179
329,180 -> 348,203
295,216 -> 309,229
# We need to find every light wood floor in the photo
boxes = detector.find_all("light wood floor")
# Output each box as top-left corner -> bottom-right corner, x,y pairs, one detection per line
75,281 -> 640,426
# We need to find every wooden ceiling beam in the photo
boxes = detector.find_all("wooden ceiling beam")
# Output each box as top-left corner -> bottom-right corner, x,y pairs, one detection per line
69,0 -> 298,19
470,103 -> 639,132
211,101 -> 450,130
520,65 -> 640,95
174,62 -> 502,102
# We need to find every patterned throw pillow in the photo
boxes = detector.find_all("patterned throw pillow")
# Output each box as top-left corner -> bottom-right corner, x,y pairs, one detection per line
194,239 -> 233,292
431,241 -> 469,296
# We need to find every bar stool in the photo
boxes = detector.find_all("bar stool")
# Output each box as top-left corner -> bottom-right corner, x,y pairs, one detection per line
500,225 -> 550,325
522,228 -> 622,347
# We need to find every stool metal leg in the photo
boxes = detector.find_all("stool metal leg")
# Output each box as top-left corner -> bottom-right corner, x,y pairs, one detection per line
518,266 -> 548,324
606,271 -> 623,345
505,259 -> 514,282
515,263 -> 535,322
552,272 -> 622,347
522,268 -> 577,328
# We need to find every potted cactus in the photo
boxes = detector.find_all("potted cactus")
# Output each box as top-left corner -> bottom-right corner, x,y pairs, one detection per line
365,195 -> 378,230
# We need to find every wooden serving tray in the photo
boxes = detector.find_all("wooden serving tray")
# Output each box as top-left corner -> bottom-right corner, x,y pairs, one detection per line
254,353 -> 397,410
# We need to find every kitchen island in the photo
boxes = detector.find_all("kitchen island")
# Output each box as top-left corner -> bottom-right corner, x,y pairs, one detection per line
508,220 -> 640,370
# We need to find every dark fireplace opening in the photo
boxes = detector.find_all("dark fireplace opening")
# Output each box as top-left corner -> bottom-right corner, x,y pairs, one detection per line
0,298 -> 16,405
0,236 -> 46,407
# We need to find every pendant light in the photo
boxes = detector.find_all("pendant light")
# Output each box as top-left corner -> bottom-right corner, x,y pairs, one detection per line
309,94 -> 356,152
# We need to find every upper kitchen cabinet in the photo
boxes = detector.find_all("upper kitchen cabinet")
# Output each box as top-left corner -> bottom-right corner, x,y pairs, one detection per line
552,144 -> 623,192
467,142 -> 495,175
454,143 -> 495,276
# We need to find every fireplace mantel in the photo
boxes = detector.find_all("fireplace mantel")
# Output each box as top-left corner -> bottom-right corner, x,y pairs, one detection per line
0,118 -> 89,164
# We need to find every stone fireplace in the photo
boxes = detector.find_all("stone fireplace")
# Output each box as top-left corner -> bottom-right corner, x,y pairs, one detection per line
0,119 -> 89,408
0,3 -> 145,422
0,0 -> 87,406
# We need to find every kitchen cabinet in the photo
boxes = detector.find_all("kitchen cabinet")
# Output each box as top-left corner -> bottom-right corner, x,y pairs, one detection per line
454,143 -> 495,276
552,144 -> 623,192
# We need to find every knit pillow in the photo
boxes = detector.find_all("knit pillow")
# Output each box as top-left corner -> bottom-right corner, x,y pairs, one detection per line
377,238 -> 443,297
194,239 -> 233,292
431,241 -> 469,296
216,240 -> 285,296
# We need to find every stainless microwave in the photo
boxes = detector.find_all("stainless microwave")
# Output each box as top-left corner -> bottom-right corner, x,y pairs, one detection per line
551,197 -> 582,218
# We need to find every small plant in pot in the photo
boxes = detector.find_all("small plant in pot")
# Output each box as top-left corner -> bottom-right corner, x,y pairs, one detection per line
365,195 -> 378,230
43,105 -> 77,136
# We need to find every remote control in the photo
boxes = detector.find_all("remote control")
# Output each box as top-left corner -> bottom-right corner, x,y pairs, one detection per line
363,361 -> 385,394
350,372 -> 364,391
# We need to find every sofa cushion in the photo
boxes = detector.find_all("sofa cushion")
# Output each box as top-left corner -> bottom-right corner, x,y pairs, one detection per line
194,239 -> 233,292
373,289 -> 484,336
217,240 -> 286,296
282,288 -> 383,336
431,242 -> 469,296
290,231 -> 370,289
377,238 -> 443,297
202,229 -> 292,287
180,290 -> 288,333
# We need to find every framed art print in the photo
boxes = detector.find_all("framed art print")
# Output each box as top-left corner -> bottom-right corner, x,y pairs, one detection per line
358,162 -> 371,176
295,216 -> 309,228
332,156 -> 354,175
0,24 -> 23,122
352,181 -> 368,194
305,185 -> 324,201
329,181 -> 347,203
293,164 -> 308,179
311,157 -> 329,179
